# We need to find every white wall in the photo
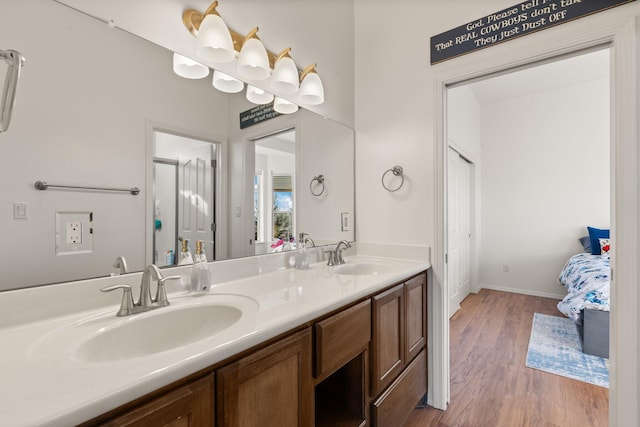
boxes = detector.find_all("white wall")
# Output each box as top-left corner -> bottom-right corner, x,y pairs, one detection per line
0,0 -> 227,290
354,0 -> 518,250
479,78 -> 610,297
447,86 -> 483,162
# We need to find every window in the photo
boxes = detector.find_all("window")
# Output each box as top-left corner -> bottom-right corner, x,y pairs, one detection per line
272,174 -> 293,241
254,171 -> 264,243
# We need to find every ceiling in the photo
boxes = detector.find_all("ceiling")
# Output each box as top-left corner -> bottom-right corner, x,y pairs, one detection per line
465,48 -> 610,104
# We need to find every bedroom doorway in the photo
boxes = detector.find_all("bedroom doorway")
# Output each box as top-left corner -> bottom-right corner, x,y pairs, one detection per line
444,45 -> 611,402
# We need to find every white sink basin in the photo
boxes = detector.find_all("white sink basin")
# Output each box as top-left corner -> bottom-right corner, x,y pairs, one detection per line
76,304 -> 242,363
331,262 -> 393,276
28,293 -> 258,365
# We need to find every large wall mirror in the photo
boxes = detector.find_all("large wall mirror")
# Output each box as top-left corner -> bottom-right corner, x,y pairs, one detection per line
0,0 -> 354,291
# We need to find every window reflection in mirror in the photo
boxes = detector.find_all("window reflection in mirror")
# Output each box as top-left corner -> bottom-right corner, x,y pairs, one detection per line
253,129 -> 296,255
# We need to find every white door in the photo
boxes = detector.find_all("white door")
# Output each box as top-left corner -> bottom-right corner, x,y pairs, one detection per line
448,147 -> 472,318
178,143 -> 215,261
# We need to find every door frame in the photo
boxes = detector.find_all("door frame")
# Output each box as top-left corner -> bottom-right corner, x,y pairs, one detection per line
432,15 -> 640,426
152,157 -> 179,265
145,121 -> 226,264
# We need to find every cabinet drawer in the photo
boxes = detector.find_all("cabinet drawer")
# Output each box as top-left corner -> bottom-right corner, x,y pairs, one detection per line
371,349 -> 426,427
315,299 -> 371,379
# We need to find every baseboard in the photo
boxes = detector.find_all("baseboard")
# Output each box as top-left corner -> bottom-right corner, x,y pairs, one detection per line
478,283 -> 565,300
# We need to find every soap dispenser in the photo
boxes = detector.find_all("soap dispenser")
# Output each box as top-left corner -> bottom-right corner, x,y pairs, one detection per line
190,240 -> 211,293
179,238 -> 194,265
295,232 -> 310,270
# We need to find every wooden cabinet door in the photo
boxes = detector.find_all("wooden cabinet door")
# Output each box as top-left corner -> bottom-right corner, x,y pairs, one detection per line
216,328 -> 313,427
371,284 -> 405,397
96,373 -> 215,427
405,273 -> 427,364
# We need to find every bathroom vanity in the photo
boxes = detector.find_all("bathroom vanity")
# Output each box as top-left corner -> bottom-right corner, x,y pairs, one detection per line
84,271 -> 428,427
0,254 -> 430,427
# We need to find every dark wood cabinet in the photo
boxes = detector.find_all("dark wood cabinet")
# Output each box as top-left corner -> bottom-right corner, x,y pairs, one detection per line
216,328 -> 314,427
371,283 -> 405,397
88,373 -> 215,427
405,273 -> 427,364
314,300 -> 371,427
370,272 -> 428,427
372,349 -> 427,427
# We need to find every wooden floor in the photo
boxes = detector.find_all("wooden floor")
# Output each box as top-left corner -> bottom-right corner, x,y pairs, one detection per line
405,289 -> 609,427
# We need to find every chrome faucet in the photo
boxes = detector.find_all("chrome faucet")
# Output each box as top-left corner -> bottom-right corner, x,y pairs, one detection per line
334,240 -> 352,265
101,264 -> 180,316
112,256 -> 128,274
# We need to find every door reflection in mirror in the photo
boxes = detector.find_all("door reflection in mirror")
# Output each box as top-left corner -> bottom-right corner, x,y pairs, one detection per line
153,130 -> 217,266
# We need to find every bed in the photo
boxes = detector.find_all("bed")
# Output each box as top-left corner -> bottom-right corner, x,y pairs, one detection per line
557,252 -> 610,358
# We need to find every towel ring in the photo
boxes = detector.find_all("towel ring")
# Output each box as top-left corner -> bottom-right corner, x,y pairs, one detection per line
310,174 -> 325,196
382,166 -> 404,192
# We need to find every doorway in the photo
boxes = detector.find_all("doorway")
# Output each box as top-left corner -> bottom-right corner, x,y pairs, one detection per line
152,130 -> 218,266
441,46 -> 612,410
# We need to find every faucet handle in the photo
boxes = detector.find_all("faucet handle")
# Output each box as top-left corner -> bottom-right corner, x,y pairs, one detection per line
101,284 -> 134,316
324,250 -> 336,266
156,275 -> 181,306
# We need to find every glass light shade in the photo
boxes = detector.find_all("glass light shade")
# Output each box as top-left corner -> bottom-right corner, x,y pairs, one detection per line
195,14 -> 235,63
238,38 -> 270,80
274,97 -> 299,114
212,70 -> 244,93
173,53 -> 209,79
271,56 -> 299,94
299,72 -> 325,105
246,85 -> 274,105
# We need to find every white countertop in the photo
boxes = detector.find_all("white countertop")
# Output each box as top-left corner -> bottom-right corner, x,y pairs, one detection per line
0,255 -> 430,426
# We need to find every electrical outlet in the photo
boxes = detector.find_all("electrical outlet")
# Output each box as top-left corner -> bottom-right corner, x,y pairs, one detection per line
66,221 -> 82,244
56,211 -> 93,255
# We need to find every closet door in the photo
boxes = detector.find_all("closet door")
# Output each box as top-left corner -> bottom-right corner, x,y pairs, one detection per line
448,147 -> 471,317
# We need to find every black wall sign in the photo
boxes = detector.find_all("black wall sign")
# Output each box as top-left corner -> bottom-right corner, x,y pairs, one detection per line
431,0 -> 634,64
239,102 -> 281,129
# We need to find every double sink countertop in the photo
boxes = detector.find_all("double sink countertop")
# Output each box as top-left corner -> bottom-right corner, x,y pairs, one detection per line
0,254 -> 430,426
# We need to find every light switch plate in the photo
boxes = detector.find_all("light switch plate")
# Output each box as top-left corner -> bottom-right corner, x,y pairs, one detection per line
341,212 -> 351,232
13,202 -> 28,219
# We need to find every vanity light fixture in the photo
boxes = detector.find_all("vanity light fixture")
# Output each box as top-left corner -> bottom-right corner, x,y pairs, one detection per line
212,70 -> 244,93
172,53 -> 209,79
271,48 -> 299,94
237,28 -> 270,81
246,84 -> 274,105
192,1 -> 235,63
181,1 -> 325,107
274,96 -> 299,114
299,64 -> 324,106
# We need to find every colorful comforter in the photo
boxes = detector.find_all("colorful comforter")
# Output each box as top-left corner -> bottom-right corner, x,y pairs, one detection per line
557,252 -> 610,323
